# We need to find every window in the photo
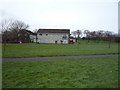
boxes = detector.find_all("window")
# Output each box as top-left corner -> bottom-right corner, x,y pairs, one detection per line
39,34 -> 42,36
62,35 -> 67,39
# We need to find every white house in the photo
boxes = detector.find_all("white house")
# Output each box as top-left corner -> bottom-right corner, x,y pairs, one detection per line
36,29 -> 70,44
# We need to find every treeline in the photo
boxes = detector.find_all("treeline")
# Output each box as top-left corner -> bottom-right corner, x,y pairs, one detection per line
71,30 -> 120,43
1,19 -> 119,44
1,19 -> 30,43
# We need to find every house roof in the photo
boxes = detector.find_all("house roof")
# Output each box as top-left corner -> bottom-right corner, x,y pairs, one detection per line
25,30 -> 36,35
37,29 -> 70,33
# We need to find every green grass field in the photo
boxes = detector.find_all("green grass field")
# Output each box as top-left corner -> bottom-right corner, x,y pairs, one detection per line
2,40 -> 119,58
3,56 -> 118,88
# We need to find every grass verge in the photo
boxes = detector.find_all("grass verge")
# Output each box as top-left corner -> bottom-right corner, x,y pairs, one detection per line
2,40 -> 119,58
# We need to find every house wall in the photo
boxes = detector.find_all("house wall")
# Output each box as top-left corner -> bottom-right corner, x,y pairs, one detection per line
30,35 -> 36,42
37,33 -> 69,44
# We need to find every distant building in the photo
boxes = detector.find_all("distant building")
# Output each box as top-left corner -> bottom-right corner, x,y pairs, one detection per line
2,29 -> 70,44
25,30 -> 37,43
36,29 -> 70,44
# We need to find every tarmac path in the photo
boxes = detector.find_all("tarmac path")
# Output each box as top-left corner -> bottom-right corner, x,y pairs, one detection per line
2,54 -> 120,62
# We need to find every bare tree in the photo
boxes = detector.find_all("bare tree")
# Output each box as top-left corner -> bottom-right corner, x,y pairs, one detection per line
76,30 -> 82,40
71,30 -> 82,43
71,31 -> 77,38
0,19 -> 12,33
71,31 -> 77,42
0,19 -> 14,51
84,30 -> 90,42
96,30 -> 105,43
0,19 -> 13,43
1,19 -> 29,43
105,31 -> 113,48
9,20 -> 29,42
10,20 -> 29,30
90,31 -> 97,41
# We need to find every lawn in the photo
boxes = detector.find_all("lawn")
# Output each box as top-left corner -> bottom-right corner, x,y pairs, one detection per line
2,56 -> 118,88
2,40 -> 119,58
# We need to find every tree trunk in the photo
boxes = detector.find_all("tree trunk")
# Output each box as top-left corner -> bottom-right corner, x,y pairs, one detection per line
108,37 -> 111,48
108,40 -> 111,48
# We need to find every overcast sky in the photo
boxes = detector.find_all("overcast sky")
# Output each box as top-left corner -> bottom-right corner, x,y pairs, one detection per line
0,0 -> 119,33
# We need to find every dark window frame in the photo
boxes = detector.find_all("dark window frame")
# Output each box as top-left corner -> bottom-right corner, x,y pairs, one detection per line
39,34 -> 42,36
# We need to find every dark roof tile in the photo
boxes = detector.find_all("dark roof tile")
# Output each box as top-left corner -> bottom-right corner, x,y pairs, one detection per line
37,29 -> 70,33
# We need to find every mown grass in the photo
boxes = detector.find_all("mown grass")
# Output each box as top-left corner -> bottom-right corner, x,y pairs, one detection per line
0,44 -> 2,58
2,40 -> 119,58
2,56 -> 118,88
